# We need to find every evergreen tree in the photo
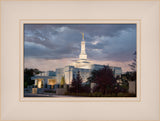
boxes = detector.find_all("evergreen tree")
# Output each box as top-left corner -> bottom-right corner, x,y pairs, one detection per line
70,74 -> 76,92
60,76 -> 65,88
70,71 -> 83,93
76,71 -> 83,93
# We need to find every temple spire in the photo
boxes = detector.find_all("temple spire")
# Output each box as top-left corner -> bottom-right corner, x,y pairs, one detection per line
79,32 -> 87,60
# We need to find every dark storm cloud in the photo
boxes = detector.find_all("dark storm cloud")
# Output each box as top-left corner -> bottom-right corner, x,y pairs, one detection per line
24,24 -> 136,62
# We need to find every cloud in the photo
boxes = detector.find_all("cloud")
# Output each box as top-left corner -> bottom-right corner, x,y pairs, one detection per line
24,24 -> 136,72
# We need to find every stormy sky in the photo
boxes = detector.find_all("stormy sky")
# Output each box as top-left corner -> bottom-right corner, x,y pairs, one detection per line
24,24 -> 136,72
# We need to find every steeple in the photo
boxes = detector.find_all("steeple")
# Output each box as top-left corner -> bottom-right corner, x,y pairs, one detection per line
79,32 -> 87,60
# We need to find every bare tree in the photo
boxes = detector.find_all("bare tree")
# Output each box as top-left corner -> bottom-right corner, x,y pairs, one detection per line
129,51 -> 136,72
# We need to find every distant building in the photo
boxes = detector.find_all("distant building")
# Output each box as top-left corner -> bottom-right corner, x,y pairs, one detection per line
31,33 -> 122,89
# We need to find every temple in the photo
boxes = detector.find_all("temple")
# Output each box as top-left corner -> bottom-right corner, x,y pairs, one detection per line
31,33 -> 122,89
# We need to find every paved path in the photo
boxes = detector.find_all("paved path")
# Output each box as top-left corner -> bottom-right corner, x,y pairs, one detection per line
24,93 -> 77,97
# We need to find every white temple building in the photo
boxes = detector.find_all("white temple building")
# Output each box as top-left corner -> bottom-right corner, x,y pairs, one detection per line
32,33 -> 122,89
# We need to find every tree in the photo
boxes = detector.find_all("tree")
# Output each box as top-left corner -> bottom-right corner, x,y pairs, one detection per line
88,66 -> 117,95
70,71 -> 83,93
129,51 -> 136,72
60,76 -> 65,88
128,51 -> 136,81
24,68 -> 41,88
